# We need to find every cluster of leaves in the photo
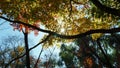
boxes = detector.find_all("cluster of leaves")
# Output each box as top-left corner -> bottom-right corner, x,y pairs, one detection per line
10,46 -> 26,67
90,0 -> 120,20
10,22 -> 40,35
1,0 -> 120,68
0,0 -> 116,38
11,46 -> 24,58
59,44 -> 77,67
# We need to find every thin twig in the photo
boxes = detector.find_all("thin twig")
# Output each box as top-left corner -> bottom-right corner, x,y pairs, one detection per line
48,46 -> 56,60
29,34 -> 51,51
45,46 -> 56,68
0,20 -> 6,26
33,45 -> 44,68
5,34 -> 51,68
5,53 -> 26,68
69,0 -> 72,17
97,39 -> 113,68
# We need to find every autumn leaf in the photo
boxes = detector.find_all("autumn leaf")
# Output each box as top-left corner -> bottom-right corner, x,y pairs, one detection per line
34,30 -> 39,36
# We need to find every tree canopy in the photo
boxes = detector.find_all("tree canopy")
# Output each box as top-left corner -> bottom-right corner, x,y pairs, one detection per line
0,0 -> 120,68
0,0 -> 120,38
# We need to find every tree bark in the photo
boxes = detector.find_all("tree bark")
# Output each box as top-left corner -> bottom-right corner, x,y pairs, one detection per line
24,33 -> 30,68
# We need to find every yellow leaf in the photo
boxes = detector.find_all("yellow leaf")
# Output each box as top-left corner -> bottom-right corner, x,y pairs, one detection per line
91,33 -> 102,40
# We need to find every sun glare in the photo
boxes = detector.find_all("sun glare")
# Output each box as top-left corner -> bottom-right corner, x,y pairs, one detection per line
60,28 -> 65,33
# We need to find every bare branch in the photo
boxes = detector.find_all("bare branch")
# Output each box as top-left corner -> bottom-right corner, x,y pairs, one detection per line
5,35 -> 51,68
69,0 -> 72,17
5,53 -> 26,68
34,45 -> 44,68
29,34 -> 51,51
5,34 -> 51,67
0,20 -> 6,26
1,16 -> 120,39
32,34 -> 51,68
48,47 -> 56,67
0,20 -> 9,30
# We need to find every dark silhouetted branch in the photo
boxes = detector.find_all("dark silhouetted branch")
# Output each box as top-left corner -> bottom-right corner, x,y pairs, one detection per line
82,38 -> 105,66
29,34 -> 51,51
97,39 -> 113,68
24,33 -> 30,68
34,45 -> 44,68
5,54 -> 26,68
1,16 -> 120,39
91,0 -> 120,17
116,0 -> 120,3
5,34 -> 51,68
69,0 -> 72,17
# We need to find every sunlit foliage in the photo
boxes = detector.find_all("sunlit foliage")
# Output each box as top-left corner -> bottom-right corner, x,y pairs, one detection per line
0,0 -> 120,45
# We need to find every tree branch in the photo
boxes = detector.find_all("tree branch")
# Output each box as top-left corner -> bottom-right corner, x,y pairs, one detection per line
5,53 -> 26,68
97,39 -> 113,67
24,33 -> 30,68
116,0 -> 120,3
69,0 -> 72,17
1,16 -> 120,39
81,38 -> 105,66
29,34 -> 51,51
5,34 -> 50,67
90,0 -> 120,17
34,45 -> 44,68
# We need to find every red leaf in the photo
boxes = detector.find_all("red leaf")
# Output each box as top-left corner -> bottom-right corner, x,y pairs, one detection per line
25,26 -> 29,33
34,30 -> 39,36
19,24 -> 23,31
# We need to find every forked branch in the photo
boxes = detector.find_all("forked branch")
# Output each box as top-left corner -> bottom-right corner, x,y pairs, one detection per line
4,34 -> 51,68
1,16 -> 120,39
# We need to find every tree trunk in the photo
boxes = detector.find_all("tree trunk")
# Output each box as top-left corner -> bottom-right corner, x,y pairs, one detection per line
24,33 -> 30,68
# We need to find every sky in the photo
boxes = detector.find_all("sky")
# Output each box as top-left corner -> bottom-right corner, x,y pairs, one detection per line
0,18 -> 60,61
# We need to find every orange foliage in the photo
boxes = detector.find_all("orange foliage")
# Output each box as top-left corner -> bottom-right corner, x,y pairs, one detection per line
84,57 -> 93,68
